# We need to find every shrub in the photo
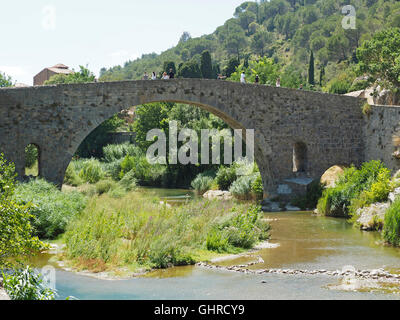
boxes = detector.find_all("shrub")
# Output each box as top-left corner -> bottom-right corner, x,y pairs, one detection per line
229,175 -> 254,200
2,267 -> 55,300
64,163 -> 83,186
384,199 -> 400,246
25,145 -> 38,169
215,166 -> 237,190
317,161 -> 390,217
206,228 -> 229,252
119,170 -> 138,191
191,174 -> 214,195
251,173 -> 264,200
15,179 -> 87,239
0,153 -> 45,268
292,180 -> 324,210
206,205 -> 269,251
95,179 -> 118,195
103,143 -> 140,163
78,159 -> 104,184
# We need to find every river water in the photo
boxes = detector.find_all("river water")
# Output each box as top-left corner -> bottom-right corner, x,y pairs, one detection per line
32,189 -> 400,300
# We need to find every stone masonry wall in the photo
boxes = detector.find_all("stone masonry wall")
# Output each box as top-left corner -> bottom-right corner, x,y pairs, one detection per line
0,79 -> 368,197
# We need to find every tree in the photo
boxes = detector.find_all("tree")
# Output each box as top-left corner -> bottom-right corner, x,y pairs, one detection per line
0,72 -> 13,87
251,29 -> 272,56
163,61 -> 176,74
308,51 -> 315,85
178,60 -> 202,78
44,65 -> 95,84
200,51 -> 213,79
319,65 -> 325,86
0,154 -> 45,269
179,31 -> 191,43
357,27 -> 400,89
225,57 -> 240,78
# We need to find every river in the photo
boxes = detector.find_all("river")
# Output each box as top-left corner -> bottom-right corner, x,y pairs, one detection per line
31,189 -> 400,300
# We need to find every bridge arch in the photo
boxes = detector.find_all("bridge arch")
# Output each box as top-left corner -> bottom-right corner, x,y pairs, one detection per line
68,96 -> 275,195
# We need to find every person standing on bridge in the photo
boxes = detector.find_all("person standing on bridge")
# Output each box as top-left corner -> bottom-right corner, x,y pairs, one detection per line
276,78 -> 281,87
162,72 -> 169,80
151,72 -> 157,80
240,72 -> 246,84
255,75 -> 259,84
168,68 -> 175,79
142,72 -> 149,80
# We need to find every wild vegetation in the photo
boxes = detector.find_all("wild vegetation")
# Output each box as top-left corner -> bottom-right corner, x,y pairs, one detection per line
99,0 -> 400,95
0,154 -> 45,269
317,160 -> 391,218
64,191 -> 269,272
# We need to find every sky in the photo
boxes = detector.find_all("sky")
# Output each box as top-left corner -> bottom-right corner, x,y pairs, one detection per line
0,0 -> 248,85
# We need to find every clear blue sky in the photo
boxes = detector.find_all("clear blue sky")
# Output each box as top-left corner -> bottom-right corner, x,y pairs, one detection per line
1,0 -> 248,85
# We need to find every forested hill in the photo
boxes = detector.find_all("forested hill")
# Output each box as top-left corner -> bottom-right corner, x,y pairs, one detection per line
99,0 -> 400,92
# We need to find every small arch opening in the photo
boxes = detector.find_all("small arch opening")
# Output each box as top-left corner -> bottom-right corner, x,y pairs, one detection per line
293,142 -> 307,173
25,144 -> 40,177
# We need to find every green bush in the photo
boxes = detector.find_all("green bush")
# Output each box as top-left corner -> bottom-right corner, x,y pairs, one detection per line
191,174 -> 214,194
2,267 -> 55,300
95,179 -> 118,195
251,172 -> 264,200
384,199 -> 400,246
103,143 -> 140,163
15,179 -> 87,239
317,161 -> 390,217
229,175 -> 254,200
78,159 -> 104,184
64,163 -> 83,186
119,170 -> 138,191
292,180 -> 324,210
206,205 -> 269,252
215,166 -> 237,190
206,228 -> 229,252
25,145 -> 38,169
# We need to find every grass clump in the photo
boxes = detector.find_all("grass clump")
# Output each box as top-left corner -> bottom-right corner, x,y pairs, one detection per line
15,179 -> 87,239
206,205 -> 270,252
191,174 -> 214,195
78,159 -> 104,184
384,199 -> 400,246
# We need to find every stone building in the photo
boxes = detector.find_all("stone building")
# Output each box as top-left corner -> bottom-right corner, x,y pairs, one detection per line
33,63 -> 73,86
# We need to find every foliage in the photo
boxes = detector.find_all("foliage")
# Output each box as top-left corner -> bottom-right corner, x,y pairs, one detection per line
191,174 -> 214,195
200,50 -> 214,79
384,198 -> 400,246
78,159 -> 104,184
64,162 -> 84,186
206,205 -> 269,252
215,166 -> 237,190
0,72 -> 13,87
64,192 -> 268,270
357,27 -> 400,90
251,173 -> 264,200
2,267 -> 55,300
44,65 -> 95,85
14,179 -> 87,239
229,57 -> 280,85
317,160 -> 390,217
99,1 -> 400,93
24,145 -> 38,169
229,175 -> 255,200
292,179 -> 324,210
0,154 -> 45,268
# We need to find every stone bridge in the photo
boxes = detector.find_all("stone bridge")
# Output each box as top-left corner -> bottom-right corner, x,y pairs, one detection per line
0,79 -> 398,198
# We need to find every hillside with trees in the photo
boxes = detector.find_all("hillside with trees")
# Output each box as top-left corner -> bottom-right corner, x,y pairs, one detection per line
99,0 -> 400,93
